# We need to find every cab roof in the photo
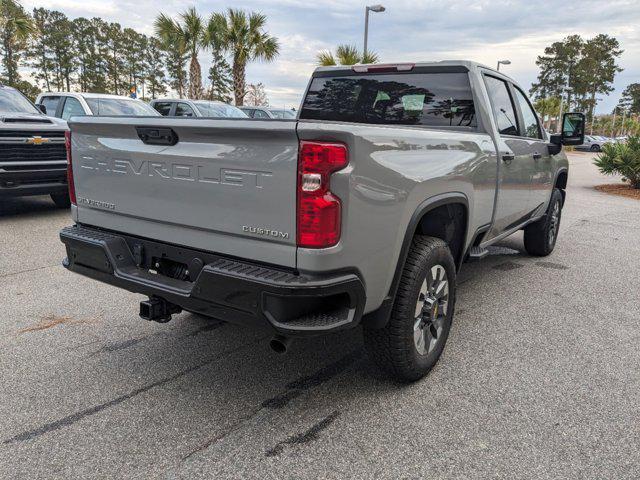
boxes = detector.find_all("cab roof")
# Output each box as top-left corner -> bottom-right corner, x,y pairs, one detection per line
314,60 -> 513,79
41,92 -> 141,100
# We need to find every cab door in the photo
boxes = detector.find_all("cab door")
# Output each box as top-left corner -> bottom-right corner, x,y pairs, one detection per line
511,86 -> 553,213
483,74 -> 534,237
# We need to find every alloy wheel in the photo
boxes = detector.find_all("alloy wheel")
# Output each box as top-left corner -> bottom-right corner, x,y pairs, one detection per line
413,264 -> 449,356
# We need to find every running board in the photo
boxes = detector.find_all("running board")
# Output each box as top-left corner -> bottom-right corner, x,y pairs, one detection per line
467,246 -> 489,261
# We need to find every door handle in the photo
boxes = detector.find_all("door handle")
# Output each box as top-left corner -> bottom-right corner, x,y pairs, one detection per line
502,153 -> 514,164
136,127 -> 179,146
532,152 -> 542,160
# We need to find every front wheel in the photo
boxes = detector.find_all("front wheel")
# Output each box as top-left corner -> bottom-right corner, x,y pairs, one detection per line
523,188 -> 563,256
364,236 -> 456,382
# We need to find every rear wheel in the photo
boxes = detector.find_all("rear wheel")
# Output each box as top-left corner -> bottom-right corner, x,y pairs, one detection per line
50,193 -> 71,208
523,188 -> 563,256
590,144 -> 600,152
364,236 -> 456,382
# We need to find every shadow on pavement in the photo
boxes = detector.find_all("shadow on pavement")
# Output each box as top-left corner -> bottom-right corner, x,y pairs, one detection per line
0,195 -> 65,220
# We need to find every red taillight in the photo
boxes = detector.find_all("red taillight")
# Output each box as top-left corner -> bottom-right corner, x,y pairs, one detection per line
65,130 -> 76,205
297,141 -> 348,248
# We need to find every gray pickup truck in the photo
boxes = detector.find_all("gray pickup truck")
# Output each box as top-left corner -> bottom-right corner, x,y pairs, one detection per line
0,84 -> 70,206
59,61 -> 585,381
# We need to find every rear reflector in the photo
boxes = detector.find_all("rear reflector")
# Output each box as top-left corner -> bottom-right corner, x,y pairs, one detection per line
297,141 -> 348,248
65,130 -> 76,205
352,63 -> 415,73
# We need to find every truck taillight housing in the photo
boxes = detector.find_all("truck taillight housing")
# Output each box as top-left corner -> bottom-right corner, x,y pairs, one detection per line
65,130 -> 76,205
297,141 -> 348,248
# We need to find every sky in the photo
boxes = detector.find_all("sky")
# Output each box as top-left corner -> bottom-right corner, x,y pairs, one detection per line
22,0 -> 640,113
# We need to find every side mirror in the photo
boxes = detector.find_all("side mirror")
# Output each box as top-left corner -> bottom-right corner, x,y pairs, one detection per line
36,103 -> 47,114
561,112 -> 585,146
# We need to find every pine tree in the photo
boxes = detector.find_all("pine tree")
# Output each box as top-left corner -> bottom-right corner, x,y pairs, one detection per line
72,17 -> 107,93
144,37 -> 167,99
618,84 -> 640,116
162,41 -> 187,98
207,48 -> 232,102
530,35 -> 584,109
577,34 -> 623,123
27,8 -> 53,91
122,28 -> 146,96
48,11 -> 75,91
103,22 -> 127,95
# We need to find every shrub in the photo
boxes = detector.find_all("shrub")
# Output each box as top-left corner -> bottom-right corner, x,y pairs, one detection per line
594,135 -> 640,189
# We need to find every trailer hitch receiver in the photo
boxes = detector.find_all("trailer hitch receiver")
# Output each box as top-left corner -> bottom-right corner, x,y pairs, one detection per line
139,296 -> 182,323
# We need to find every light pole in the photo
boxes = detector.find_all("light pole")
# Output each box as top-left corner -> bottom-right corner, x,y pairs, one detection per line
496,60 -> 511,71
364,4 -> 385,59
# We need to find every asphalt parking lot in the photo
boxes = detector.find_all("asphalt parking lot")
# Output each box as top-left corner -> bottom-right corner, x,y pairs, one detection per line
0,151 -> 638,479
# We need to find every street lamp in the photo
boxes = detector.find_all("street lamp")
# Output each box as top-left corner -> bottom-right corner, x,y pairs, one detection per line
496,60 -> 511,71
364,4 -> 385,59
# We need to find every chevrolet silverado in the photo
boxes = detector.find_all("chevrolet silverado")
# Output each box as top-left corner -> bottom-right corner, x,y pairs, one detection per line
59,61 -> 585,381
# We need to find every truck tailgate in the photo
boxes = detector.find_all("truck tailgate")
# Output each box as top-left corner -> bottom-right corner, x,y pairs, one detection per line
69,117 -> 298,268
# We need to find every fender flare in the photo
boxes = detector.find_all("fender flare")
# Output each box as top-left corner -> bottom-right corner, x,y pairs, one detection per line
553,167 -> 568,188
362,192 -> 469,329
552,167 -> 569,204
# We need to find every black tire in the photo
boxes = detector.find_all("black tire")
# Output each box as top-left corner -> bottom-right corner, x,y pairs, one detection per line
590,144 -> 600,152
523,188 -> 563,257
50,193 -> 71,208
364,236 -> 456,382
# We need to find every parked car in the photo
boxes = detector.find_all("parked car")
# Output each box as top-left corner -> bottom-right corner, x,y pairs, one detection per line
150,99 -> 247,118
35,92 -> 159,119
575,135 -> 613,152
0,84 -> 69,207
60,61 -> 584,381
239,106 -> 297,119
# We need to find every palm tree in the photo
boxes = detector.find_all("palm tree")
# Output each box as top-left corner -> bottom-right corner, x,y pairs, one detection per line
210,9 -> 279,106
155,8 -> 205,99
0,0 -> 34,84
317,44 -> 379,67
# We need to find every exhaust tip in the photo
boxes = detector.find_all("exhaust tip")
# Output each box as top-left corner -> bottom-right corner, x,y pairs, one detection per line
269,335 -> 291,354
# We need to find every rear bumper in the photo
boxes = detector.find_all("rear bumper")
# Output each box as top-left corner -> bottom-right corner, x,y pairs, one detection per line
0,167 -> 67,197
60,225 -> 366,337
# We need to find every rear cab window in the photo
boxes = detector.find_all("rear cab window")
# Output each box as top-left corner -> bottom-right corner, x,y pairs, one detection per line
300,69 -> 476,128
153,102 -> 173,116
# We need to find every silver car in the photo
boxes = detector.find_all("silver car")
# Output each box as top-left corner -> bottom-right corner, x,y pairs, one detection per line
150,99 -> 247,118
239,106 -> 297,119
576,135 -> 614,152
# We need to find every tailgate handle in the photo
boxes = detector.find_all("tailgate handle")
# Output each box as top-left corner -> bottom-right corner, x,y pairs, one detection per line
136,127 -> 179,146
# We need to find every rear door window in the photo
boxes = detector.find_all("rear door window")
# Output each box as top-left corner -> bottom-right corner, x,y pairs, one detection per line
483,76 -> 519,136
300,71 -> 476,128
175,103 -> 195,117
252,109 -> 270,119
40,96 -> 62,117
61,97 -> 86,120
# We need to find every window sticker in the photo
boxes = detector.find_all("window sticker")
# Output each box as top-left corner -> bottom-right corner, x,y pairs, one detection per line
402,94 -> 425,111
